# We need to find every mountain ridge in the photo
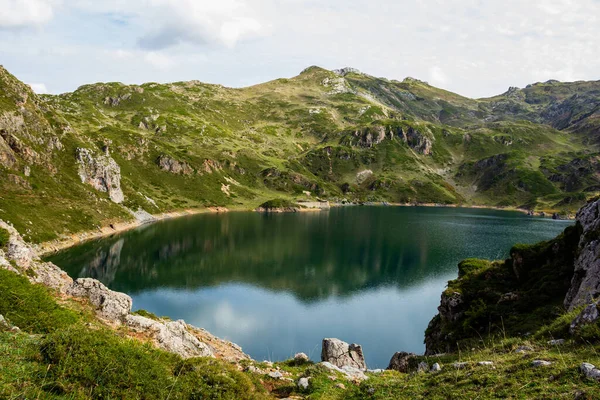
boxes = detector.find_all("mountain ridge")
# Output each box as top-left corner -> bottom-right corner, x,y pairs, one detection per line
1,64 -> 600,242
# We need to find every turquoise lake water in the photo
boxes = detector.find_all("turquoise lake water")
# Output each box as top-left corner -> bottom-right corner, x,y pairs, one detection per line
48,206 -> 573,368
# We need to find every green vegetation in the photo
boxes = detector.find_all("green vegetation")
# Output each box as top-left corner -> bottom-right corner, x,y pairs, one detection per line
0,227 -> 9,249
0,267 -> 267,399
426,224 -> 583,354
258,198 -> 299,209
1,65 -> 599,242
0,268 -> 78,333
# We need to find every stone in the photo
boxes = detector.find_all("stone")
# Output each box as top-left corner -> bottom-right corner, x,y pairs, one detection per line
68,278 -> 132,322
294,352 -> 309,362
417,362 -> 429,373
335,383 -> 346,390
453,362 -> 469,369
368,369 -> 384,374
532,360 -> 552,367
431,363 -> 442,372
76,148 -> 124,203
125,315 -> 213,359
318,361 -> 369,381
0,314 -> 9,329
580,363 -> 600,380
478,361 -> 494,367
268,371 -> 283,379
387,351 -> 417,373
547,339 -> 565,346
297,377 -> 310,390
515,345 -> 534,353
321,338 -> 366,370
570,301 -> 599,334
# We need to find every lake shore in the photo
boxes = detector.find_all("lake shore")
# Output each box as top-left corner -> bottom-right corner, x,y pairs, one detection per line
36,202 -> 573,256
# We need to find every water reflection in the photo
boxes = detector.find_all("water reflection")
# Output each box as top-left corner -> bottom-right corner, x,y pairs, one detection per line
48,207 -> 572,367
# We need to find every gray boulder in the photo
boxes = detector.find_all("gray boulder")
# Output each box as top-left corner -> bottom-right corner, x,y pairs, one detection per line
68,278 -> 132,322
318,361 -> 368,381
581,363 -> 600,380
125,314 -> 214,359
387,351 -> 417,373
321,338 -> 366,370
297,377 -> 310,390
532,360 -> 552,367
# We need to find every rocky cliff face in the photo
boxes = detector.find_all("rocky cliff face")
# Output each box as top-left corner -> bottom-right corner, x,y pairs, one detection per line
76,147 -> 124,203
156,154 -> 194,175
565,198 -> 600,310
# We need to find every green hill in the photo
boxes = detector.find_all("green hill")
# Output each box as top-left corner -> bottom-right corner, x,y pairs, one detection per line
1,65 -> 600,242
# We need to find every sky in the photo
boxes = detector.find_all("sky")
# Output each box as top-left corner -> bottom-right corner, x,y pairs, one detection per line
0,0 -> 599,98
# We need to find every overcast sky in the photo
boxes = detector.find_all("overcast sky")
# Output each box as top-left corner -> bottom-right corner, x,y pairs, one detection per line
1,0 -> 599,98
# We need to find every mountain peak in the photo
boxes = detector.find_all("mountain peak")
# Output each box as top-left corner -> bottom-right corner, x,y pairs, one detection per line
332,67 -> 363,77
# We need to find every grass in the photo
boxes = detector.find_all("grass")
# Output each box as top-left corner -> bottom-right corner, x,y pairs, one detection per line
0,227 -> 9,249
0,267 -> 268,399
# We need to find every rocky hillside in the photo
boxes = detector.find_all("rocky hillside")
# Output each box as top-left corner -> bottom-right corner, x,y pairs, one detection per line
1,65 -> 600,242
425,197 -> 600,355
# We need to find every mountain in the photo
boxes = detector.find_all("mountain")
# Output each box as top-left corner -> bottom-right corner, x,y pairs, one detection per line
1,65 -> 600,242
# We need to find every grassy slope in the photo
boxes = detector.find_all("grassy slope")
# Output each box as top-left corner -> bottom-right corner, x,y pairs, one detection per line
1,65 -> 599,242
2,263 -> 600,399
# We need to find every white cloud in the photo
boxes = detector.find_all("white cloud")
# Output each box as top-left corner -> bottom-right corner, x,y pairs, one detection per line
27,82 -> 48,93
136,0 -> 267,49
0,0 -> 56,28
144,51 -> 175,69
1,0 -> 599,97
429,66 -> 448,87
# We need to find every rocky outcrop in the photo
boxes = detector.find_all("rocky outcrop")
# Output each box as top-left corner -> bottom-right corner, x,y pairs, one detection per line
318,361 -> 368,381
76,148 -> 124,203
356,169 -> 373,184
125,315 -> 214,359
565,198 -> 600,310
156,154 -> 194,175
321,338 -> 366,370
0,219 -> 72,292
343,124 -> 433,155
67,278 -> 132,322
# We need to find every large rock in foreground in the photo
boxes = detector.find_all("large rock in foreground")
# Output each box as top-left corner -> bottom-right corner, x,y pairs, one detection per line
387,351 -> 417,373
321,338 -> 366,370
126,314 -> 214,359
67,278 -> 132,322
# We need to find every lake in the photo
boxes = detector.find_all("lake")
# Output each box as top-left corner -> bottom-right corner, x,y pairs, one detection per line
47,206 -> 573,368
